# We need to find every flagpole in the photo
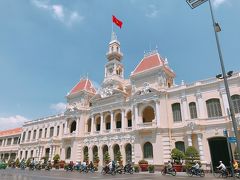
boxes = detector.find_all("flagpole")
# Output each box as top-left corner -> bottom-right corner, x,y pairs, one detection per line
112,21 -> 113,33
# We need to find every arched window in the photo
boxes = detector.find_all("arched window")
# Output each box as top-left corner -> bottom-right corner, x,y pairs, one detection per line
96,117 -> 101,131
87,118 -> 91,132
142,106 -> 155,123
172,103 -> 182,122
50,127 -> 54,137
105,115 -> 111,130
232,95 -> 240,114
66,147 -> 71,159
206,98 -> 222,118
143,142 -> 153,159
127,111 -> 132,127
115,113 -> 122,129
70,121 -> 76,133
113,144 -> 120,161
189,102 -> 198,119
175,141 -> 185,153
125,144 -> 132,163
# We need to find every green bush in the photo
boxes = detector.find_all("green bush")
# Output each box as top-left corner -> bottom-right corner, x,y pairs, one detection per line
148,164 -> 155,173
185,146 -> 200,169
134,165 -> 140,172
171,148 -> 185,164
53,154 -> 60,165
15,158 -> 20,167
103,151 -> 111,164
26,158 -> 31,167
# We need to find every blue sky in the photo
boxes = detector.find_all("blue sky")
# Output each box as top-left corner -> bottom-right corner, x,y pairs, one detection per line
0,0 -> 239,130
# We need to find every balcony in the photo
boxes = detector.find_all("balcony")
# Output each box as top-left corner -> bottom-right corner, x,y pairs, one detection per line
114,128 -> 121,133
62,132 -> 77,139
137,121 -> 157,131
125,127 -> 133,132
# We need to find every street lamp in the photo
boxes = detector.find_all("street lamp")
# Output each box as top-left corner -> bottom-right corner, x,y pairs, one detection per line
186,0 -> 240,159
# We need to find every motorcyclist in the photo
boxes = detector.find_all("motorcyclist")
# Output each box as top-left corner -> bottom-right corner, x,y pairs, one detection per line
233,160 -> 239,172
217,161 -> 227,174
88,161 -> 94,172
107,161 -> 113,173
20,159 -> 26,170
81,161 -> 87,171
192,161 -> 200,174
164,161 -> 172,173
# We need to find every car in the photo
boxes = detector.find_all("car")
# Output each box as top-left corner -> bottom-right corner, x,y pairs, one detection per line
0,161 -> 7,169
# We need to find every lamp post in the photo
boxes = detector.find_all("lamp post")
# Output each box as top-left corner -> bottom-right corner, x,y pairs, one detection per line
186,0 -> 240,157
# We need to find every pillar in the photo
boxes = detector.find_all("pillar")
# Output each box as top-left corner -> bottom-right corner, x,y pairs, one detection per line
181,96 -> 189,120
155,100 -> 160,126
196,91 -> 205,118
100,113 -> 104,134
91,116 -> 94,134
187,134 -> 193,146
134,104 -> 138,128
197,134 -> 205,162
121,109 -> 125,132
110,111 -> 114,132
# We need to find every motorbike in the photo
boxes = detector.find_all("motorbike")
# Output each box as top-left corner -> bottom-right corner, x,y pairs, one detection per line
124,164 -> 134,174
187,167 -> 205,177
101,165 -> 116,175
161,167 -> 177,176
29,163 -> 35,171
35,163 -> 42,170
45,163 -> 52,171
20,162 -> 26,170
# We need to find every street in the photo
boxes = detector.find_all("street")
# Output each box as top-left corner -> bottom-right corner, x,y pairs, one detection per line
0,168 -> 224,180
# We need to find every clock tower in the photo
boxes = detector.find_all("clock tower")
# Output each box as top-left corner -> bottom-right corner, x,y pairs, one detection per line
104,32 -> 124,82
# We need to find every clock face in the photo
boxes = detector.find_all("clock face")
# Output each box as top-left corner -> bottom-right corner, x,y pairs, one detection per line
109,68 -> 113,74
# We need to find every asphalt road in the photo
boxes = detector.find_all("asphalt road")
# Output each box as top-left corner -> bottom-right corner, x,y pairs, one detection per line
0,168 -> 223,180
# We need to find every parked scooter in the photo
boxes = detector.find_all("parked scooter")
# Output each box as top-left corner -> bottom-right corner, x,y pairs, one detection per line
161,167 -> 177,176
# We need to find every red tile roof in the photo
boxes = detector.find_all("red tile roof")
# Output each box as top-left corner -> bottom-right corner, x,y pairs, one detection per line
0,127 -> 22,137
132,53 -> 164,75
69,79 -> 96,95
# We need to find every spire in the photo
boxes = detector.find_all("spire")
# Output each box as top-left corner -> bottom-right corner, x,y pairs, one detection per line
111,31 -> 117,41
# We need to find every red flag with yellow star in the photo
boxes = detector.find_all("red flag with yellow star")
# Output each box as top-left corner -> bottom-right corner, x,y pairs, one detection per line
112,15 -> 123,29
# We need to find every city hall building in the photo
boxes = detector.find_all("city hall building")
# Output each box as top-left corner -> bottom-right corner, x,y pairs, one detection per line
1,32 -> 240,168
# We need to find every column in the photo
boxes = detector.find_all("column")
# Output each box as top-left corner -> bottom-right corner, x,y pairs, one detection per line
121,109 -> 125,132
53,126 -> 57,137
30,130 -> 34,141
110,111 -> 114,132
25,131 -> 29,142
36,129 -> 40,140
99,147 -> 103,167
91,116 -> 94,135
100,113 -> 104,134
120,145 -> 126,165
89,147 -> 93,163
155,100 -> 160,127
181,96 -> 189,120
46,128 -> 50,138
64,121 -> 68,135
220,89 -> 229,116
134,104 -> 139,128
197,134 -> 205,162
76,118 -> 80,135
59,123 -> 63,138
196,91 -> 205,118
11,138 -> 14,146
187,134 -> 192,146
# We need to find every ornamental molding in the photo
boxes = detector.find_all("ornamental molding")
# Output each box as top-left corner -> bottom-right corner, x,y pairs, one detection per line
83,134 -> 135,146
195,92 -> 202,99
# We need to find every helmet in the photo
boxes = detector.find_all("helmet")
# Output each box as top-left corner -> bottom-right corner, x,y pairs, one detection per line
219,161 -> 222,163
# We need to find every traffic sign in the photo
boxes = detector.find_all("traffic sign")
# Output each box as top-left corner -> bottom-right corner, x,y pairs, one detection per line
228,137 -> 237,143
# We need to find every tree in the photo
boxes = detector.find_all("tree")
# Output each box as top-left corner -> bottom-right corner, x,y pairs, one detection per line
116,150 -> 122,163
93,152 -> 99,164
15,158 -> 20,167
185,146 -> 200,169
26,158 -> 31,167
84,152 -> 89,162
171,148 -> 185,164
53,154 -> 60,165
104,151 -> 111,164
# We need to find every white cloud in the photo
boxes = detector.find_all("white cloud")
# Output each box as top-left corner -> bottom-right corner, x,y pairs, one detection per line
146,4 -> 159,18
31,0 -> 84,26
213,0 -> 228,8
0,115 -> 29,130
50,102 -> 66,113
